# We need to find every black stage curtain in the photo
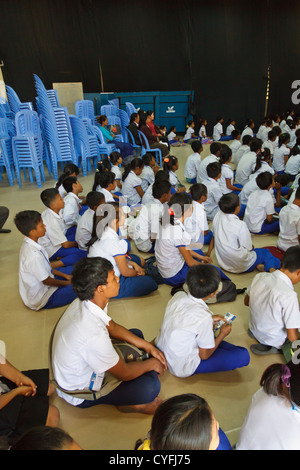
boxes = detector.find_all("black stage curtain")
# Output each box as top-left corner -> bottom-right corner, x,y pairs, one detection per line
0,0 -> 297,133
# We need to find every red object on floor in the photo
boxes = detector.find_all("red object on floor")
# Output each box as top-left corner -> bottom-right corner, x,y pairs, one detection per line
264,246 -> 285,261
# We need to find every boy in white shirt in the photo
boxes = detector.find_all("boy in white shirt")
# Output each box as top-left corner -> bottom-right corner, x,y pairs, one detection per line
184,183 -> 213,247
212,193 -> 280,274
155,264 -> 250,376
235,138 -> 262,186
62,176 -> 85,237
14,210 -> 77,311
262,129 -> 277,157
39,188 -> 87,267
244,172 -> 281,234
277,187 -> 300,252
202,162 -> 222,220
196,142 -> 222,182
229,129 -> 241,165
75,191 -> 105,251
245,246 -> 300,355
184,140 -> 203,184
141,153 -> 159,192
234,134 -> 252,168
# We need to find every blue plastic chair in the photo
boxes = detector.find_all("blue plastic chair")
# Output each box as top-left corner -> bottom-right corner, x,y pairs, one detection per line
0,139 -> 15,186
100,105 -> 119,117
138,130 -> 162,167
108,98 -> 119,108
87,122 -> 117,158
69,115 -> 100,176
75,100 -> 97,125
125,102 -> 137,118
125,127 -> 142,154
6,85 -> 33,115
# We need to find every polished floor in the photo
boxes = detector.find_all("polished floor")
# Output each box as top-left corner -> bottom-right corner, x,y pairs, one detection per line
0,142 -> 292,450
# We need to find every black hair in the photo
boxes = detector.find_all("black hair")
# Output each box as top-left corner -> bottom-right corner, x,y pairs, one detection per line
122,158 -> 144,182
71,257 -> 114,301
40,188 -> 59,208
109,151 -> 122,166
219,144 -> 232,165
152,180 -> 171,200
187,264 -> 221,299
242,135 -> 253,146
252,148 -> 272,174
129,112 -> 138,123
14,210 -> 42,236
62,176 -> 78,193
278,133 -> 290,148
281,246 -> 300,272
168,125 -> 176,134
190,183 -> 207,202
268,130 -> 277,141
272,125 -> 282,137
10,426 -> 75,451
290,137 -> 300,157
163,155 -> 178,173
98,115 -> 107,125
218,193 -> 240,214
87,202 -> 121,249
142,152 -> 155,166
231,129 -> 241,140
210,142 -> 222,156
164,192 -> 192,226
250,138 -> 262,153
274,173 -> 290,187
85,191 -> 105,209
55,163 -> 79,189
255,171 -> 273,190
148,394 -> 214,451
191,140 -> 203,153
155,170 -> 170,182
244,118 -> 254,129
93,170 -> 115,191
260,360 -> 300,407
206,162 -> 221,179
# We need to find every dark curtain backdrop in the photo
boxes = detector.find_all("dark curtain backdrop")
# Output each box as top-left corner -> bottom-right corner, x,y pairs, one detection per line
0,0 -> 298,134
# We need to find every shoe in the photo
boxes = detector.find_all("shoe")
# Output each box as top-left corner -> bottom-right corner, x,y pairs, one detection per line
250,343 -> 282,356
236,287 -> 247,295
0,229 -> 11,233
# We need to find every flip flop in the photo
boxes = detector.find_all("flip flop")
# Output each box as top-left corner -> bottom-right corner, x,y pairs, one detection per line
250,343 -> 282,356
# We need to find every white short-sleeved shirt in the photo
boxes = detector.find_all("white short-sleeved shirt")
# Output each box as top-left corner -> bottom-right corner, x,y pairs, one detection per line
226,124 -> 235,136
75,208 -> 94,251
235,151 -> 257,185
87,227 -> 128,277
257,125 -> 266,141
155,220 -> 192,279
100,187 -> 115,203
241,127 -> 254,140
142,183 -> 154,205
202,177 -> 223,220
183,126 -> 195,141
213,123 -> 223,141
199,125 -> 207,138
285,154 -> 300,176
168,131 -> 177,141
19,237 -> 57,311
141,166 -> 155,192
111,165 -> 122,183
277,204 -> 300,252
212,211 -> 257,273
38,208 -> 67,258
219,164 -> 235,194
230,140 -> 242,164
237,388 -> 300,450
239,171 -> 274,206
155,291 -> 215,377
196,154 -> 219,183
184,152 -> 201,180
234,145 -> 250,167
244,189 -> 275,233
184,200 -> 209,244
130,199 -> 164,252
62,192 -> 81,229
58,184 -> 67,199
52,298 -> 119,406
122,171 -> 142,207
273,144 -> 290,172
247,270 -> 300,348
262,139 -> 274,156
261,126 -> 272,143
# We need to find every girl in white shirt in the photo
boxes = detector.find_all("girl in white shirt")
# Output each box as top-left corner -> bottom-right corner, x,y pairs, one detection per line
218,144 -> 242,195
183,120 -> 198,142
87,202 -> 158,298
213,116 -> 226,141
108,151 -> 123,192
199,119 -> 211,144
285,138 -> 300,180
121,158 -> 144,207
92,170 -> 118,203
141,153 -> 158,192
226,119 -> 235,136
55,163 -> 80,199
273,133 -> 291,174
167,126 -> 184,146
184,140 -> 203,184
237,361 -> 300,450
241,119 -> 255,140
163,156 -> 186,193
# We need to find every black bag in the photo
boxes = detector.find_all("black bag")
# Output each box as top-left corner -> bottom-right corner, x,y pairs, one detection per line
144,256 -> 164,285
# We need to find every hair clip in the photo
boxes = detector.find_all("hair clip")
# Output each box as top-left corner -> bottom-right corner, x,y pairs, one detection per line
281,364 -> 291,389
168,208 -> 175,216
164,158 -> 169,163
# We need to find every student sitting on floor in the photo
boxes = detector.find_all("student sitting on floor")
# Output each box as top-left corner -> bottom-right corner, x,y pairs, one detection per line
235,138 -> 263,186
244,246 -> 300,356
142,170 -> 170,205
272,133 -> 291,175
244,172 -> 281,235
234,134 -> 252,169
14,211 -> 77,311
128,180 -> 171,253
121,158 -> 144,208
51,257 -> 166,414
108,151 -> 123,192
155,264 -> 250,376
196,142 -> 222,182
183,183 -> 213,247
202,162 -> 223,221
141,153 -> 159,193
87,202 -> 158,299
212,193 -> 280,274
184,140 -> 203,184
39,188 -> 87,268
75,191 -> 105,251
62,176 -> 85,238
55,163 -> 80,199
277,187 -> 300,253
163,155 -> 186,193
136,393 -> 232,451
93,169 -> 119,203
229,129 -> 241,165
218,144 -> 243,194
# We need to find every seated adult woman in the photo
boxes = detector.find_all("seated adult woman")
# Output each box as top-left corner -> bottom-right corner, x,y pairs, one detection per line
139,113 -> 169,159
97,115 -> 134,164
51,257 -> 166,414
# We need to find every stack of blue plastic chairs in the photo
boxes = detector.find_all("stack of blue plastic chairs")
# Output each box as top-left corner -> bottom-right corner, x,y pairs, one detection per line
75,100 -> 97,125
33,74 -> 77,181
125,102 -> 137,118
6,85 -> 34,116
0,117 -> 16,186
12,110 -> 46,188
69,115 -> 100,176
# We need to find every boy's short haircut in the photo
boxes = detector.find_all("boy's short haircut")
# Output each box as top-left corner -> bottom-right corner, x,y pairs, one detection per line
268,130 -> 276,141
231,129 -> 241,140
210,142 -> 222,155
281,246 -> 300,272
256,171 -> 273,190
191,140 -> 203,153
62,176 -> 78,193
98,171 -> 115,189
250,138 -> 263,153
190,183 -> 207,201
219,193 -> 240,214
206,162 -> 221,179
242,135 -> 253,145
152,180 -> 171,200
40,188 -> 59,208
274,173 -> 290,187
142,153 -> 155,166
71,257 -> 114,300
85,191 -> 105,209
272,125 -> 281,136
187,265 -> 221,299
155,170 -> 170,182
14,210 -> 42,236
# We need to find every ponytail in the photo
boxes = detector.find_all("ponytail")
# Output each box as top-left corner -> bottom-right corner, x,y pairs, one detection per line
163,156 -> 178,173
163,192 -> 192,226
260,363 -> 290,400
86,202 -> 121,251
122,158 -> 144,182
